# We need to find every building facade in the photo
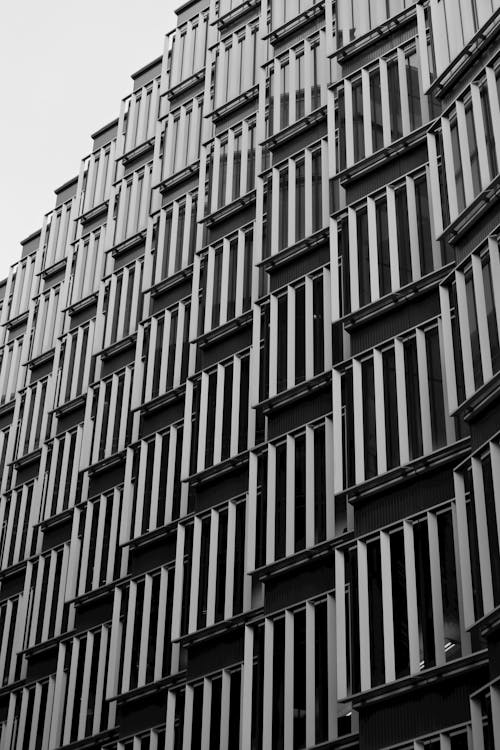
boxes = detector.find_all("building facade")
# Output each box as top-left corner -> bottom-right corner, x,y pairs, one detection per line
0,0 -> 499,747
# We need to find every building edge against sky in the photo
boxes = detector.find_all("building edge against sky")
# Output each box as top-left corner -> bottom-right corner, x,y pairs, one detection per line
0,0 -> 499,748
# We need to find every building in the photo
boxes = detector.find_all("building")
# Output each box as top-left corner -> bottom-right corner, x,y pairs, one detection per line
0,0 -> 499,747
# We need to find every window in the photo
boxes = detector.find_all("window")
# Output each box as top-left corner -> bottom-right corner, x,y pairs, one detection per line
72,489 -> 125,595
164,667 -> 243,750
31,283 -> 63,358
481,81 -> 498,178
83,366 -> 134,466
43,198 -> 74,268
161,97 -> 202,179
352,80 -> 364,162
253,417 -> 340,566
42,426 -> 84,519
334,323 -> 451,489
207,118 -> 256,213
387,58 -> 403,141
451,119 -> 466,214
267,270 -> 331,397
27,545 -> 71,646
433,64 -> 500,227
109,567 -> 175,696
181,498 -> 246,633
123,79 -> 160,152
406,50 -> 422,130
0,594 -> 22,687
0,483 -> 36,568
213,23 -> 258,109
465,101 -> 481,196
15,376 -> 51,458
58,319 -> 96,405
267,35 -> 324,136
0,335 -> 24,405
260,597 -> 336,747
199,227 -> 253,334
57,626 -> 113,743
455,438 -> 500,626
339,42 -> 431,170
441,238 -> 500,407
102,257 -> 144,347
375,196 -> 391,296
270,143 -> 326,254
190,351 -> 251,473
123,423 -> 184,541
337,0 -> 417,46
334,169 -> 440,316
113,162 -> 153,243
271,0 -> 322,28
169,11 -> 208,86
337,506 -> 464,694
136,301 -> 190,408
71,227 -> 106,304
370,68 -> 384,150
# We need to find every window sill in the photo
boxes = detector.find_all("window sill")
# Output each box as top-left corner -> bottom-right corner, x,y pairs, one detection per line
39,255 -> 66,281
334,123 -> 429,187
208,85 -> 259,124
96,330 -> 137,363
188,449 -> 249,488
109,671 -> 188,707
257,369 -> 331,416
63,290 -> 98,318
195,309 -> 253,350
156,159 -> 200,194
346,650 -> 488,710
68,577 -> 125,608
108,228 -> 147,261
22,629 -> 76,661
261,105 -> 327,153
85,449 -> 127,477
472,604 -> 500,639
250,530 -> 352,583
120,136 -> 155,167
214,0 -> 260,32
51,729 -> 117,750
440,173 -> 500,247
428,7 -> 500,100
0,397 -> 15,418
10,446 -> 42,474
166,68 -> 205,102
78,199 -> 108,227
264,2 -> 325,47
332,4 -> 417,66
51,392 -> 86,420
133,382 -> 186,416
123,513 -> 184,551
342,438 -> 471,506
147,262 -> 194,300
202,189 -> 256,228
5,309 -> 29,331
0,677 -> 26,701
341,263 -> 454,334
456,369 -> 500,424
257,226 -> 329,278
35,504 -> 75,533
24,345 -> 55,371
173,607 -> 263,649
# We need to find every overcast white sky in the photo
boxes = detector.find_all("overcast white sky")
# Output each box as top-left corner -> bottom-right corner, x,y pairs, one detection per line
0,0 -> 177,280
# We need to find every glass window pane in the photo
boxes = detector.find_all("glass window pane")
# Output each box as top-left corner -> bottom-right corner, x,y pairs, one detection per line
370,68 -> 384,150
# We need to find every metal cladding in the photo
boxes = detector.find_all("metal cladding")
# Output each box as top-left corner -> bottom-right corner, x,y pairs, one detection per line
0,0 -> 499,748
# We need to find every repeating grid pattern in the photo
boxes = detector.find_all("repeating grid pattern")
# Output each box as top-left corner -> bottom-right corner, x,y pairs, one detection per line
0,1 -> 499,749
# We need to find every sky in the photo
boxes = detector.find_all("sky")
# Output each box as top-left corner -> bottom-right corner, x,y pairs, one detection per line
0,0 -> 177,280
